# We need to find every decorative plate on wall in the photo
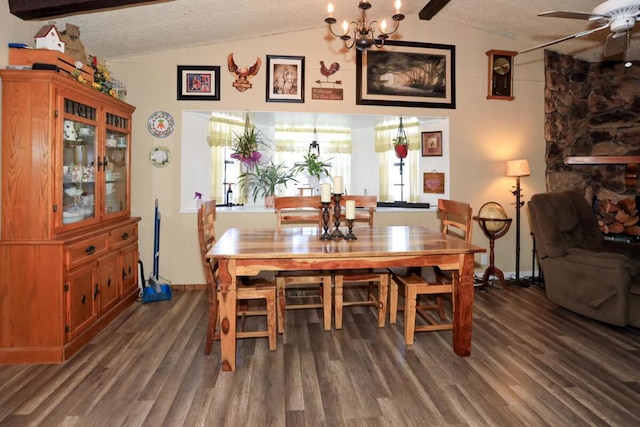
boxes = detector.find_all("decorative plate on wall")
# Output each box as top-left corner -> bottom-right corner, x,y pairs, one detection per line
149,146 -> 171,168
147,111 -> 175,138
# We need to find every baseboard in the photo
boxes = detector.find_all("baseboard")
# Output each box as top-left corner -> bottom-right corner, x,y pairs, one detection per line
170,284 -> 206,291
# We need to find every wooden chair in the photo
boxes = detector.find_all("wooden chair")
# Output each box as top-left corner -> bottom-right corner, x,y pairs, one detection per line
332,195 -> 390,329
274,196 -> 332,333
197,200 -> 276,354
390,199 -> 473,345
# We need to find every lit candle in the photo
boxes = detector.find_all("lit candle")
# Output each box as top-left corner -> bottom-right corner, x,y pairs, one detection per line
327,2 -> 334,18
321,183 -> 331,202
346,200 -> 356,220
380,19 -> 387,32
395,0 -> 402,14
342,20 -> 349,35
333,176 -> 343,194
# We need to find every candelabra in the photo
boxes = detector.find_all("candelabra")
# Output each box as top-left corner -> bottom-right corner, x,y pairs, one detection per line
331,193 -> 344,239
344,219 -> 357,240
320,201 -> 332,240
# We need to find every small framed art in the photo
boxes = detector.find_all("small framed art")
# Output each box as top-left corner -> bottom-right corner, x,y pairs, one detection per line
266,55 -> 304,103
423,172 -> 445,194
421,131 -> 443,156
177,65 -> 220,101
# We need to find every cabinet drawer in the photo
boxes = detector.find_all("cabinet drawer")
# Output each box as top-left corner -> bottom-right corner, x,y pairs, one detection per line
66,235 -> 109,270
110,224 -> 137,249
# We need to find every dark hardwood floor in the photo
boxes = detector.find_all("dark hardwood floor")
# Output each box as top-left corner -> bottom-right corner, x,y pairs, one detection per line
1,284 -> 639,426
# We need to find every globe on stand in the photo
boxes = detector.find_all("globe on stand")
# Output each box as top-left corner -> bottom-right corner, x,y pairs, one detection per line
474,202 -> 513,290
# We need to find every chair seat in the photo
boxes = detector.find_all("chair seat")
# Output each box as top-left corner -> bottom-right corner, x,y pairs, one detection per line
333,268 -> 389,329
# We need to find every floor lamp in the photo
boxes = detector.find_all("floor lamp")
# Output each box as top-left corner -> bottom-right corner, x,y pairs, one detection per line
506,159 -> 530,286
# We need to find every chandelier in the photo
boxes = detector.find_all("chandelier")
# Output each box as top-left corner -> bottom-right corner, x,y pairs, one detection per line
324,1 -> 405,51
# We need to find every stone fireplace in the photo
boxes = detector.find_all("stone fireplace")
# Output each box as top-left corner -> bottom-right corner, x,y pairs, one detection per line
544,50 -> 640,235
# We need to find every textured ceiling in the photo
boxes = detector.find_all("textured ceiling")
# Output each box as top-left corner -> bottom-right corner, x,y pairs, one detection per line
28,0 -> 640,62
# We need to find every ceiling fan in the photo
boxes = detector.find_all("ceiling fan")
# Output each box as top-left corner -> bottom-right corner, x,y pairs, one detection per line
519,0 -> 640,59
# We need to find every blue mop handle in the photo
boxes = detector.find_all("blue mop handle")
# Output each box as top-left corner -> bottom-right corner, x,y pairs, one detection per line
153,199 -> 160,278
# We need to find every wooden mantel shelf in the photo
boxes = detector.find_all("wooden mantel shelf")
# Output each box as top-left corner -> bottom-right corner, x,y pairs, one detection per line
564,156 -> 640,189
564,156 -> 640,165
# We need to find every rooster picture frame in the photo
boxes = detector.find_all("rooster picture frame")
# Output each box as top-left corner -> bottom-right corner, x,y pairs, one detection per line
356,40 -> 456,109
266,55 -> 305,103
177,65 -> 220,101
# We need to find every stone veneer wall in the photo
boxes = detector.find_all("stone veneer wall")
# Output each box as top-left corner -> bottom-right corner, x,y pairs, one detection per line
544,50 -> 640,203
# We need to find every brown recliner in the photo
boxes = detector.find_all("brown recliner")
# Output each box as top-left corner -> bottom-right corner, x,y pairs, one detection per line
528,191 -> 640,327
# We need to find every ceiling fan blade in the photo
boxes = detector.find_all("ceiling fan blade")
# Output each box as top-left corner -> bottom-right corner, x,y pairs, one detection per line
518,23 -> 610,54
539,10 -> 607,21
604,31 -> 628,56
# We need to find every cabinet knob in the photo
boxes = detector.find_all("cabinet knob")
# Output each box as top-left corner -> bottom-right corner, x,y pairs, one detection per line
85,245 -> 96,255
121,232 -> 129,240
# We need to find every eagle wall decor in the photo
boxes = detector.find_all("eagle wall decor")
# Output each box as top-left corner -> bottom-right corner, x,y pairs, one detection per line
227,53 -> 261,92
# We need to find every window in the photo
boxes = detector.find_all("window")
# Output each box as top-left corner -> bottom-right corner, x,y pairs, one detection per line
374,118 -> 421,202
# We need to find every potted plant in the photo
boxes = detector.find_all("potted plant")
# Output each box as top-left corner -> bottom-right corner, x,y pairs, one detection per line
393,135 -> 409,159
237,159 -> 298,207
292,153 -> 332,188
231,125 -> 268,167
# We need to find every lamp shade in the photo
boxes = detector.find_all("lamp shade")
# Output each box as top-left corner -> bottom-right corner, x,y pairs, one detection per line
505,159 -> 530,177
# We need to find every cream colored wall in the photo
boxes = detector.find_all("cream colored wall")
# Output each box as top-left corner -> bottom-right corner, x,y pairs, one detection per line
1,8 -> 547,285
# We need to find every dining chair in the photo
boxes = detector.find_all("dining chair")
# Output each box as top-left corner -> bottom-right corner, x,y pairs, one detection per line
333,195 -> 390,329
197,200 -> 276,354
273,196 -> 332,333
390,198 -> 473,344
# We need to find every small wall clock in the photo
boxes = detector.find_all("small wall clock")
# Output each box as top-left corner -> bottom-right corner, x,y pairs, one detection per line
486,50 -> 517,100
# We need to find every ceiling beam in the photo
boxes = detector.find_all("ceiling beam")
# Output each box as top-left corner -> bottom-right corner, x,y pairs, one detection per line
8,0 -> 166,20
419,0 -> 451,20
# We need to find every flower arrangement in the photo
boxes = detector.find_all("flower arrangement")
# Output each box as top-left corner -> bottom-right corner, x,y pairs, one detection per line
72,55 -> 118,98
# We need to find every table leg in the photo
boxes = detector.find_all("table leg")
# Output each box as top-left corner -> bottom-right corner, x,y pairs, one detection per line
217,258 -> 237,371
453,253 -> 474,357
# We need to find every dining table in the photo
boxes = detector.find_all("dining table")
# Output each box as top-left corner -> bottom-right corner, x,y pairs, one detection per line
208,225 -> 486,371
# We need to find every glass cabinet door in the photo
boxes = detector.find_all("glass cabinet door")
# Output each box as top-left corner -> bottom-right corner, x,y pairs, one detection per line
62,100 -> 97,225
104,112 -> 129,216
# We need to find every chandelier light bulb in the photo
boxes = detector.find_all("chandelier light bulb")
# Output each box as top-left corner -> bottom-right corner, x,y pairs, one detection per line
324,0 -> 404,50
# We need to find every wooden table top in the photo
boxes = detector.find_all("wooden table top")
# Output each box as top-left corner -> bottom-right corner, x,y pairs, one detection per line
209,225 -> 485,260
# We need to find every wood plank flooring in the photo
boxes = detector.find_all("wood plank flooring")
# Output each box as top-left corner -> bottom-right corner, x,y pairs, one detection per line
1,284 -> 639,426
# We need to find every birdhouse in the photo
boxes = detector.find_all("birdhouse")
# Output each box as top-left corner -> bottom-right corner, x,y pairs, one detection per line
34,24 -> 65,53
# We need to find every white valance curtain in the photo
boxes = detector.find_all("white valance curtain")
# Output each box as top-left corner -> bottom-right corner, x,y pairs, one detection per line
374,118 -> 421,203
208,113 -> 246,203
273,125 -> 352,192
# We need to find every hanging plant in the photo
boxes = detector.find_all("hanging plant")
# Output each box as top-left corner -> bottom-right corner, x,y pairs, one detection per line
230,113 -> 268,167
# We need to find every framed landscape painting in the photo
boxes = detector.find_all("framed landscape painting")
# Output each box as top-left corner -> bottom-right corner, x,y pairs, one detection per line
356,41 -> 456,109
177,65 -> 220,101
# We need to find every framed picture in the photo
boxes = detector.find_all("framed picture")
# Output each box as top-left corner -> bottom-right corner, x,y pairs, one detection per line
423,172 -> 445,194
356,40 -> 456,109
266,55 -> 304,103
177,65 -> 220,101
421,131 -> 443,156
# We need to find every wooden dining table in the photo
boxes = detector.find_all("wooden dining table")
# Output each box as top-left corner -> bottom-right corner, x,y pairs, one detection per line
208,225 -> 486,371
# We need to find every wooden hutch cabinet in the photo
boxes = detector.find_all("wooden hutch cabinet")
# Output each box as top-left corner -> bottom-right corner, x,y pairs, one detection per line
0,70 -> 140,364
